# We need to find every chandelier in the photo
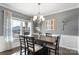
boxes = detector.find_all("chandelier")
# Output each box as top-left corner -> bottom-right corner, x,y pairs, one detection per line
33,3 -> 45,23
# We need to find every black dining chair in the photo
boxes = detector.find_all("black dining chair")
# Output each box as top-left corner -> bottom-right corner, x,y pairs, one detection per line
46,36 -> 60,55
26,36 -> 43,55
19,35 -> 27,55
24,32 -> 29,35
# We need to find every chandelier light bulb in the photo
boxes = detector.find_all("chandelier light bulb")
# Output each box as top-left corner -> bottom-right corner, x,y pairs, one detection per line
42,17 -> 45,21
40,15 -> 43,19
33,16 -> 37,21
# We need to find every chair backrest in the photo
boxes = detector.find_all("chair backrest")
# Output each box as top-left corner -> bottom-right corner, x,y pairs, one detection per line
24,32 -> 29,35
19,35 -> 26,47
26,36 -> 35,53
46,33 -> 60,45
56,36 -> 60,47
46,33 -> 60,48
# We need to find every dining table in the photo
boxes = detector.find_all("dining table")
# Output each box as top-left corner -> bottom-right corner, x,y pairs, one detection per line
24,33 -> 60,55
33,33 -> 60,43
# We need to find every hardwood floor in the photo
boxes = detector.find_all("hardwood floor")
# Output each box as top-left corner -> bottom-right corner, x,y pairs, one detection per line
0,47 -> 19,55
59,47 -> 77,55
0,47 -> 78,55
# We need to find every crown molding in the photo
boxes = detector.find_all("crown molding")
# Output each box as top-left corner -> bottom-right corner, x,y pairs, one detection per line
44,5 -> 79,16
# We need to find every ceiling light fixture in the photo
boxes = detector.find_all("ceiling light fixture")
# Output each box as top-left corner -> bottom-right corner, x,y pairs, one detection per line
33,3 -> 45,23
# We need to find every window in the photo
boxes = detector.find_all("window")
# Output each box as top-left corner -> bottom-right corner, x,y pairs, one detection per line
11,17 -> 26,41
11,19 -> 21,40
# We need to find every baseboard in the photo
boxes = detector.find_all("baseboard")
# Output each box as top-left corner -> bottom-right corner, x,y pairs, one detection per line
0,45 -> 19,52
59,45 -> 77,51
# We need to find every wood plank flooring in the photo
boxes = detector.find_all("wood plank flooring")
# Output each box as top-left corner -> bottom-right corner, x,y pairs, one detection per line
0,47 -> 78,55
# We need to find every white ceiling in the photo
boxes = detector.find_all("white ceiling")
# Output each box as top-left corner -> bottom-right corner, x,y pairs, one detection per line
0,3 -> 79,16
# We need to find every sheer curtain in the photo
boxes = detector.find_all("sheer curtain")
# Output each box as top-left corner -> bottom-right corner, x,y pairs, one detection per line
4,9 -> 13,43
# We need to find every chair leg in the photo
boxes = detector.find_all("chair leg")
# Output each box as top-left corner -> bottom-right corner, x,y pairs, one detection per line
27,50 -> 29,55
27,50 -> 30,55
55,48 -> 59,55
57,48 -> 59,55
55,49 -> 57,55
20,47 -> 22,55
48,49 -> 50,55
20,51 -> 22,55
25,47 -> 26,55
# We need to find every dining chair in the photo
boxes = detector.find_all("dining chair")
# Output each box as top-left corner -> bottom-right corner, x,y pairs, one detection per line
19,35 -> 27,55
26,36 -> 43,55
46,36 -> 60,55
24,32 -> 29,35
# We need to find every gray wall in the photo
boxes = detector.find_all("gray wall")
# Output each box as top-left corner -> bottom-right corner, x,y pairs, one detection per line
78,10 -> 79,54
41,8 -> 79,36
0,6 -> 31,36
63,15 -> 78,35
78,9 -> 79,36
0,7 -> 4,36
78,16 -> 79,36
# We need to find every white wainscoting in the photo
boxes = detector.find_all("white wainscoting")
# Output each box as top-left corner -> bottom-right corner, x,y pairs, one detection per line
0,36 -> 19,52
60,35 -> 78,51
0,36 -> 8,52
0,35 -> 78,52
78,36 -> 79,54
